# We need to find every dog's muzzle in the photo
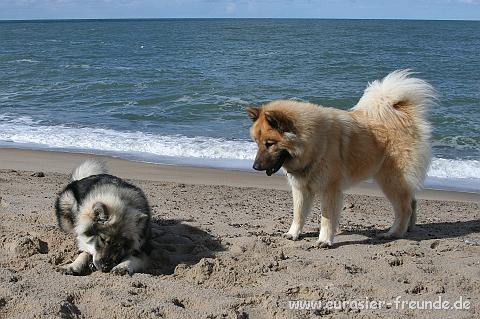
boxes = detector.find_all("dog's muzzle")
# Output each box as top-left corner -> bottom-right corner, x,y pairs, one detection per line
252,150 -> 290,176
252,162 -> 262,171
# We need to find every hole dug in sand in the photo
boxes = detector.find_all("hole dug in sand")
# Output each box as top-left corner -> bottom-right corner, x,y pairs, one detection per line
147,219 -> 224,275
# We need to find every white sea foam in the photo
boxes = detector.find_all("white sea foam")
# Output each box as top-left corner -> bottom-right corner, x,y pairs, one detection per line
0,117 -> 256,160
12,59 -> 40,63
428,158 -> 479,179
0,117 -> 478,191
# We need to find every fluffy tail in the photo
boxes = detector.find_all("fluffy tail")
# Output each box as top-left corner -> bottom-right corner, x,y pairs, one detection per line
353,69 -> 436,120
71,159 -> 108,181
353,70 -> 437,190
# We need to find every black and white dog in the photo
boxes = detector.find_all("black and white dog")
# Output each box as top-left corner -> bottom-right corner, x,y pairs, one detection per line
55,160 -> 151,275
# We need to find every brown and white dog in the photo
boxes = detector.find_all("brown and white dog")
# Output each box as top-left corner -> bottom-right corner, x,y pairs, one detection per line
247,70 -> 435,247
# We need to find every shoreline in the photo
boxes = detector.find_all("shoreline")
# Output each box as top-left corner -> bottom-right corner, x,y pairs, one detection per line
1,147 -> 478,203
0,138 -> 478,192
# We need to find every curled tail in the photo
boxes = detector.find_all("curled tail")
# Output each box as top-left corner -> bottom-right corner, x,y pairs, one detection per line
71,159 -> 108,181
353,69 -> 436,121
353,70 -> 437,190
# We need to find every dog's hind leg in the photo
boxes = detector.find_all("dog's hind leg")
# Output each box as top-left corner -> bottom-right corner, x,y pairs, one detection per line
283,184 -> 314,241
55,190 -> 77,233
375,173 -> 414,239
317,188 -> 343,248
408,199 -> 417,232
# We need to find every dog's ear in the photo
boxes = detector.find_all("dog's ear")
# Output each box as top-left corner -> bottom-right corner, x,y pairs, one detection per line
93,202 -> 108,223
136,213 -> 149,226
246,107 -> 260,122
264,111 -> 295,133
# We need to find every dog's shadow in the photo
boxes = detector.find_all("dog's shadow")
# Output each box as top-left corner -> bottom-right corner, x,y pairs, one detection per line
146,219 -> 224,275
332,220 -> 480,248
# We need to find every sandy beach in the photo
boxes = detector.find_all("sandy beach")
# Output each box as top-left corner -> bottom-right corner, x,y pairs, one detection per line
0,148 -> 478,318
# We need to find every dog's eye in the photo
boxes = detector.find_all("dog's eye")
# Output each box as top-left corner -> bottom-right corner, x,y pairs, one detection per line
98,235 -> 110,244
265,141 -> 275,148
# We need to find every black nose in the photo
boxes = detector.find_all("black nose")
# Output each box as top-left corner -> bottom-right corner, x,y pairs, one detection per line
253,162 -> 262,171
99,262 -> 112,272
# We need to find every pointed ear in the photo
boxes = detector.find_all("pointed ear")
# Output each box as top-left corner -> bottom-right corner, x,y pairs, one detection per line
246,107 -> 260,122
264,111 -> 295,133
93,202 -> 108,223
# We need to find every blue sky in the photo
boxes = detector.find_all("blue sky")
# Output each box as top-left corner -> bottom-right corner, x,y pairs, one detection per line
0,0 -> 479,20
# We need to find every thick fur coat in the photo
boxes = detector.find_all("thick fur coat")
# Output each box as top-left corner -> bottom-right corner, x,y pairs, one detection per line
247,70 -> 436,246
55,160 -> 151,275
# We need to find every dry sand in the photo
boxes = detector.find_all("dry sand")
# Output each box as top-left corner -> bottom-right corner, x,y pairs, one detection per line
0,149 -> 479,318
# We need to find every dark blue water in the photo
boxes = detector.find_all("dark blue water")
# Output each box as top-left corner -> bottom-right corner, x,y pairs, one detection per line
0,19 -> 479,190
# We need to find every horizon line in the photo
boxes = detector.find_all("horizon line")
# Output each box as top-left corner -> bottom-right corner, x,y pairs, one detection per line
0,17 -> 479,22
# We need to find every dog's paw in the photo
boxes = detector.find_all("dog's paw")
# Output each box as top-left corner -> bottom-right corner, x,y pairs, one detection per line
111,266 -> 129,276
59,266 -> 75,275
111,265 -> 133,276
377,231 -> 402,239
59,266 -> 84,276
315,239 -> 333,248
377,232 -> 392,239
283,231 -> 300,241
283,223 -> 302,241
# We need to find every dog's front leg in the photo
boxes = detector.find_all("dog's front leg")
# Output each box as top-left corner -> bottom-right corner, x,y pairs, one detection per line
284,185 -> 314,241
317,188 -> 343,248
62,251 -> 91,275
111,254 -> 146,276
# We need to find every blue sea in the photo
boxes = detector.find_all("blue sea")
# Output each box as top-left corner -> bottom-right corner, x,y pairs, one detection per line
0,19 -> 479,192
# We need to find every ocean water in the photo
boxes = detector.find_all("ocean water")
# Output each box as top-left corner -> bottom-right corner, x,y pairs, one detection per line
0,19 -> 479,192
